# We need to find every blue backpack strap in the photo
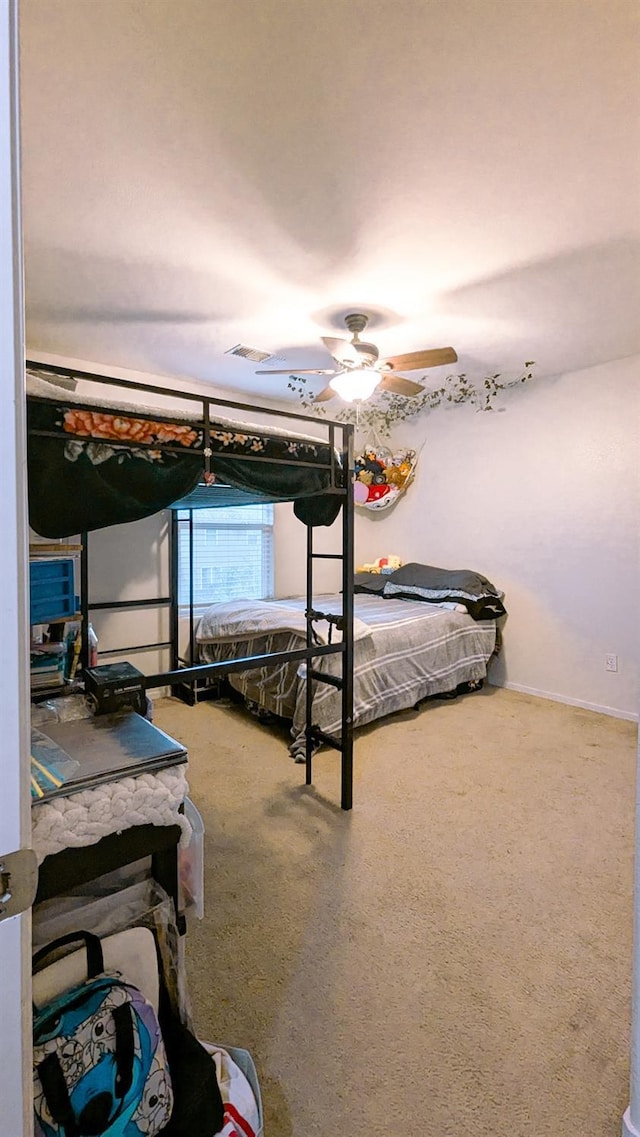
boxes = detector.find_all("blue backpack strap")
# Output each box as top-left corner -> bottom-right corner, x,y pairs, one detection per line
37,998 -> 135,1136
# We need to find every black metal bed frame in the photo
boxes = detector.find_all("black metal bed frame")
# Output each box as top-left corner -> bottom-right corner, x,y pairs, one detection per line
27,359 -> 356,810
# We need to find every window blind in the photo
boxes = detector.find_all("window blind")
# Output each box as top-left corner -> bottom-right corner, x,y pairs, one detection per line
176,503 -> 274,607
171,483 -> 278,510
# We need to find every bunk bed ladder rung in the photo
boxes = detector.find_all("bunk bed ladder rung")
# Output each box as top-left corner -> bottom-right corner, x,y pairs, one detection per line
310,552 -> 343,560
307,668 -> 343,690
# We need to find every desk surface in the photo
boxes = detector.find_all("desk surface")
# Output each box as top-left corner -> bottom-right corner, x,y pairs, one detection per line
32,711 -> 187,803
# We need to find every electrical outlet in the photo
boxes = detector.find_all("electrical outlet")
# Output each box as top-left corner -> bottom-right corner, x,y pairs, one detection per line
605,654 -> 618,673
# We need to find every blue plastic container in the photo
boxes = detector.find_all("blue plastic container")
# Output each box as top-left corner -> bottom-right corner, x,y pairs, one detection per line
30,558 -> 76,624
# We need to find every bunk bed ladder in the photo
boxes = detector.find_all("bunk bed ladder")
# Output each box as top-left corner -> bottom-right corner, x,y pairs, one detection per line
304,425 -> 355,810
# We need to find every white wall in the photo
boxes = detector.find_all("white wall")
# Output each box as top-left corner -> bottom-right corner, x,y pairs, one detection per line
355,355 -> 639,719
86,513 -> 170,680
274,502 -> 342,598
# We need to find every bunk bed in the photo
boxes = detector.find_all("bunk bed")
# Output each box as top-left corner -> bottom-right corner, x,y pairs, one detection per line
26,360 -> 356,810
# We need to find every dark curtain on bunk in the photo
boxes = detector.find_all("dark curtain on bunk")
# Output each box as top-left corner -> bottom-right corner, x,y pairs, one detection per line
194,457 -> 342,526
170,480 -> 342,525
27,398 -> 203,538
27,396 -> 342,537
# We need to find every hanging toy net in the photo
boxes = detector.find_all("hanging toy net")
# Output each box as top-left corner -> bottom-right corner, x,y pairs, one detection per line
353,431 -> 419,512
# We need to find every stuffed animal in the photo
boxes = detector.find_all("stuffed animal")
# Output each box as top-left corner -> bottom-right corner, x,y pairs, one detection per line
354,445 -> 417,511
356,554 -> 403,574
376,554 -> 402,573
385,467 -> 405,488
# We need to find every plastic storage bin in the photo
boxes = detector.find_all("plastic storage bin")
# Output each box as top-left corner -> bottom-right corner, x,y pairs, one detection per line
30,558 -> 76,624
179,796 -> 205,920
226,1047 -> 264,1136
201,1043 -> 264,1137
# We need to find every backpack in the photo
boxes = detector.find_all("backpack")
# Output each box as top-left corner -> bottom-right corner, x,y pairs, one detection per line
33,931 -> 173,1137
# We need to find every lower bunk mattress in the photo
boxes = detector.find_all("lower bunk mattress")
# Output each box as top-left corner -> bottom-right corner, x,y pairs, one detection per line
195,593 -> 497,757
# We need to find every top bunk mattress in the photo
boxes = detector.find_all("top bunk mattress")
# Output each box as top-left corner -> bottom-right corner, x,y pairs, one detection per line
26,367 -> 346,537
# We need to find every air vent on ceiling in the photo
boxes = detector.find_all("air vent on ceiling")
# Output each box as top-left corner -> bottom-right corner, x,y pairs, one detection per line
225,344 -> 284,364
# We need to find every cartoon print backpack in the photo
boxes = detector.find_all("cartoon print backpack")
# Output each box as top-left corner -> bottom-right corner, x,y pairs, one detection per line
33,931 -> 173,1137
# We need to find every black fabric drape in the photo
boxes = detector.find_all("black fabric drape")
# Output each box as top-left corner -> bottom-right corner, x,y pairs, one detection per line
27,396 -> 344,535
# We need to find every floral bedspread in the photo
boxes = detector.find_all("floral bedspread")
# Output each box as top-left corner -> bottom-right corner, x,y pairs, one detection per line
27,392 -> 343,536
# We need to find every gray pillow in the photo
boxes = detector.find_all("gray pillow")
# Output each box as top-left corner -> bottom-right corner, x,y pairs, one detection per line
353,572 -> 390,595
382,562 -> 506,620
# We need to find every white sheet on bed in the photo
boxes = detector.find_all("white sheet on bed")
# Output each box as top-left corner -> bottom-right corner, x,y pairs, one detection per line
196,597 -> 371,644
26,369 -> 331,445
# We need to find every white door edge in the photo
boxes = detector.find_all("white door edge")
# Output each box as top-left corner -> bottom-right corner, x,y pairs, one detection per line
0,0 -> 33,1132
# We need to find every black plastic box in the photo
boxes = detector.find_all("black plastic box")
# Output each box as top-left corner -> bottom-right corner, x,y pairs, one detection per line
83,662 -> 147,716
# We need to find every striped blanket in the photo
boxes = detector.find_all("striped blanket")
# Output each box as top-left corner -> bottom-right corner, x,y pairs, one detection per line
196,593 -> 496,756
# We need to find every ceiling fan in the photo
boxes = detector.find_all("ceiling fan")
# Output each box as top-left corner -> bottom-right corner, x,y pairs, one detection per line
256,313 -> 458,402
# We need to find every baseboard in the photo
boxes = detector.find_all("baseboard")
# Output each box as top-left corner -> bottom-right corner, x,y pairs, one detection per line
488,679 -> 638,723
623,1107 -> 640,1137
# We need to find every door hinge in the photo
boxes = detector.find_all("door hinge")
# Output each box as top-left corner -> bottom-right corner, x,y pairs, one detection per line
0,848 -> 38,921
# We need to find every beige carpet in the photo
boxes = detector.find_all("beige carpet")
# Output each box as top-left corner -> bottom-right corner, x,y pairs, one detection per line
153,686 -> 637,1137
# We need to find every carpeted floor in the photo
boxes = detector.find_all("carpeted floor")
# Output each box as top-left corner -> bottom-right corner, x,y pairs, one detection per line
153,685 -> 638,1137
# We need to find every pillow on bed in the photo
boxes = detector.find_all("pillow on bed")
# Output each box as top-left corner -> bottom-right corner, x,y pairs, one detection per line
353,571 -> 390,595
382,562 -> 507,620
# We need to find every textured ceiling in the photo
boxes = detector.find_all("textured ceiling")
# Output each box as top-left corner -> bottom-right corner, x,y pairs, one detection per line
18,0 -> 640,403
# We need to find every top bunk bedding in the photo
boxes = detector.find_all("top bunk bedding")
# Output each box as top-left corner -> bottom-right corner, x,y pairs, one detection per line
26,365 -> 346,537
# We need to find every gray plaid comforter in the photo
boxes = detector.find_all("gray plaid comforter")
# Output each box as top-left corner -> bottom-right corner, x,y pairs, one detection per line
196,593 -> 496,753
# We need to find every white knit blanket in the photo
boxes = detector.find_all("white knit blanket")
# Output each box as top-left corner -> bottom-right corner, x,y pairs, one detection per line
32,764 -> 191,865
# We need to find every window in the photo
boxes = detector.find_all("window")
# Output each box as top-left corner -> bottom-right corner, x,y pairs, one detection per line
177,503 -> 274,608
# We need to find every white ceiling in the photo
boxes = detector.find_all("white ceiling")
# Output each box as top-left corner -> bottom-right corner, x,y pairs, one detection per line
18,0 -> 640,403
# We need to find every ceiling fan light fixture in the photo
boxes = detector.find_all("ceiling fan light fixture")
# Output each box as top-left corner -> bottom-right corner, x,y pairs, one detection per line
329,367 -> 380,402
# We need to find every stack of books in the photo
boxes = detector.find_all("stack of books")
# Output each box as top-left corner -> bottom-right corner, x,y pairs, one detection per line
30,642 -> 66,691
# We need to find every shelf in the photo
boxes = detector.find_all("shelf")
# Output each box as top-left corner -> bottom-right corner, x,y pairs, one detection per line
29,543 -> 83,557
31,679 -> 85,703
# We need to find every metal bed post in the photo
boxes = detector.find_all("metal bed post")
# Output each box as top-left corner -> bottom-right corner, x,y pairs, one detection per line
169,511 -> 179,673
305,522 -> 315,786
301,421 -> 355,808
340,423 -> 355,810
188,508 -> 195,678
80,530 -> 89,670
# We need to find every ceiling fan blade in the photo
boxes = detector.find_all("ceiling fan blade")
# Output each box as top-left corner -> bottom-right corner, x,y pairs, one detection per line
382,347 -> 458,372
255,368 -> 336,375
377,373 -> 424,397
313,386 -> 337,403
321,336 -> 360,366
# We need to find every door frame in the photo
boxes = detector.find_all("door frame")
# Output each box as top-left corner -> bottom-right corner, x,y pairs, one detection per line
0,0 -> 33,1132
